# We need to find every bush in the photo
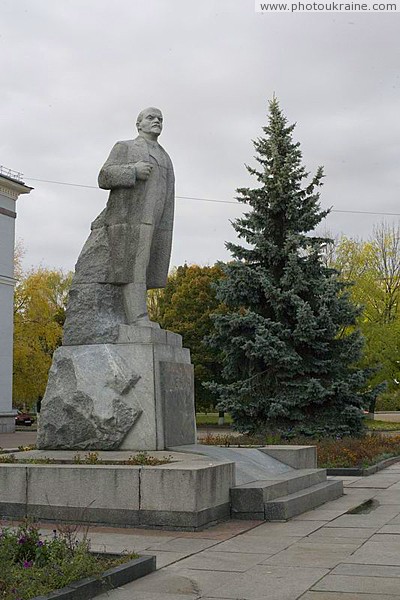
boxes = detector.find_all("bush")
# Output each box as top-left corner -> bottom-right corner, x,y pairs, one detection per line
0,520 -> 136,600
315,434 -> 400,468
201,431 -> 400,468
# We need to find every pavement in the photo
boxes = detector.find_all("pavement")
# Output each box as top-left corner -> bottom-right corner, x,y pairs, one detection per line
0,427 -> 220,451
3,432 -> 400,598
90,464 -> 400,599
0,428 -> 37,449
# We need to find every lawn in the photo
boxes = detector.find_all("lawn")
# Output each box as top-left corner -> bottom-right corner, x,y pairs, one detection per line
365,419 -> 400,431
196,413 -> 400,431
196,412 -> 233,426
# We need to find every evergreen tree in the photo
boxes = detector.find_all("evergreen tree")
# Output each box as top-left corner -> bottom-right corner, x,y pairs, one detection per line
207,98 -> 377,438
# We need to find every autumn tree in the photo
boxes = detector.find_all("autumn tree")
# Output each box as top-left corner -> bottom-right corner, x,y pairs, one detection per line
334,223 -> 400,405
149,264 -> 225,411
207,98 -> 377,438
13,259 -> 72,409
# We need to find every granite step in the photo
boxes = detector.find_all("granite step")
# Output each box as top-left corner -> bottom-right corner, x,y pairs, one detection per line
264,479 -> 343,521
231,471 -> 343,520
231,468 -> 327,517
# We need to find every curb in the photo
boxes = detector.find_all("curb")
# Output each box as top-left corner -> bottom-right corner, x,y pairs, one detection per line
31,554 -> 156,600
326,455 -> 400,477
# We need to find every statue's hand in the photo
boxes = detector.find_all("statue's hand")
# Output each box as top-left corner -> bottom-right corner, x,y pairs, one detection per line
135,161 -> 153,181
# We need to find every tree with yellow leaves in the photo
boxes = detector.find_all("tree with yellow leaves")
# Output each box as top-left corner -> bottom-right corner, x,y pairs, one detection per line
13,250 -> 72,409
334,223 -> 400,405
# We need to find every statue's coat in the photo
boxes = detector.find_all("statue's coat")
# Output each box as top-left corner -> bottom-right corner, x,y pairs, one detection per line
73,136 -> 175,288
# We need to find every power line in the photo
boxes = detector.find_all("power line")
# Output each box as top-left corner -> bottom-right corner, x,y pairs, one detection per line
24,176 -> 400,217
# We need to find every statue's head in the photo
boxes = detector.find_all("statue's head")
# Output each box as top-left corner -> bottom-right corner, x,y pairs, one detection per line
136,107 -> 163,138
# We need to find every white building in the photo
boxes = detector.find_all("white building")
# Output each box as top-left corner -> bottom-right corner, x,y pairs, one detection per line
0,166 -> 32,432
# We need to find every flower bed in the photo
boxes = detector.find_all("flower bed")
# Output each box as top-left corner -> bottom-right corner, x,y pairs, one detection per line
0,520 -> 154,600
316,434 -> 400,469
201,432 -> 400,469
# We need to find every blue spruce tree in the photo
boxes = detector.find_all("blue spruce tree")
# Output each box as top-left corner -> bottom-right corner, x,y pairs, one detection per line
208,98 -> 376,438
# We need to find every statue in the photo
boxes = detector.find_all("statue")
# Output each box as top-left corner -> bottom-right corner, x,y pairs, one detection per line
63,107 -> 175,342
38,108 -> 196,451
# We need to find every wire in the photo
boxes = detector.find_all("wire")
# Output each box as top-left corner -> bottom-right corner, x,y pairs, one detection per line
23,176 -> 400,217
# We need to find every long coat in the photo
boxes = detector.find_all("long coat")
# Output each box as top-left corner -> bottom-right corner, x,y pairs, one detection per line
73,136 -> 175,288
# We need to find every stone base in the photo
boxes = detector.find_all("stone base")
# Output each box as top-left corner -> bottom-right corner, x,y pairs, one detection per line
37,326 -> 196,450
0,412 -> 16,433
0,451 -> 234,531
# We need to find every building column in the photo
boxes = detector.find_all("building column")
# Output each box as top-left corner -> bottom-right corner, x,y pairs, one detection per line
0,167 -> 32,432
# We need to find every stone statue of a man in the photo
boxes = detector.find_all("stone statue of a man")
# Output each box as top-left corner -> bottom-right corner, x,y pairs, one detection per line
63,107 -> 175,344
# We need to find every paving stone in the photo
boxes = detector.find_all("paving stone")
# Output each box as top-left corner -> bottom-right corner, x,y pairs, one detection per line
373,490 -> 400,504
306,527 -> 377,540
97,591 -> 198,600
370,533 -> 400,544
377,524 -> 400,534
198,564 -> 329,599
312,573 -> 400,595
207,535 -> 299,555
146,537 -> 219,553
293,509 -> 347,522
173,550 -> 268,572
309,490 -> 376,511
386,513 -> 400,524
340,541 -> 400,565
300,537 -> 365,548
150,551 -> 193,568
323,506 -> 400,529
244,520 -> 326,537
328,476 -> 361,483
332,563 -> 400,578
300,592 -> 400,599
347,475 -> 400,488
103,567 -> 231,597
88,533 -> 176,552
261,541 -> 359,568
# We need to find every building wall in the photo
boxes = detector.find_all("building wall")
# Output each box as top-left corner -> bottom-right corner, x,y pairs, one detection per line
0,173 -> 32,432
0,193 -> 16,432
0,281 -> 14,431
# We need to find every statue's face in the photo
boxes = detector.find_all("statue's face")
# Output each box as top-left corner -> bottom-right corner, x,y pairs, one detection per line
138,108 -> 163,136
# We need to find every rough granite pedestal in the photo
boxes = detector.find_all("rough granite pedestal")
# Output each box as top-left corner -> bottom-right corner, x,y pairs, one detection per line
37,324 -> 196,451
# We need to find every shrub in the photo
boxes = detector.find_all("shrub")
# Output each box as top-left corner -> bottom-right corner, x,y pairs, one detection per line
375,391 -> 400,412
0,520 -> 136,600
201,431 -> 400,468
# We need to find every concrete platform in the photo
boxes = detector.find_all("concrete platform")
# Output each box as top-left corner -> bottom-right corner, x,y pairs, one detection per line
174,445 -> 343,521
0,445 -> 344,529
8,463 -> 399,600
0,449 -> 235,530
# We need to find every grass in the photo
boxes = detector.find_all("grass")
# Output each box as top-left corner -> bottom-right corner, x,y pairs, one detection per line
196,413 -> 233,426
0,451 -> 173,466
0,520 -> 137,600
365,420 -> 400,431
196,413 -> 400,432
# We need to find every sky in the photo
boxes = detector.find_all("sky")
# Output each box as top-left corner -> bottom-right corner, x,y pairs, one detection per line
1,0 -> 400,274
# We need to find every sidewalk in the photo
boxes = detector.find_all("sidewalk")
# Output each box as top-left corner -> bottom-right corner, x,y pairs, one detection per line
32,463 -> 400,599
0,429 -> 36,449
0,427 -> 217,451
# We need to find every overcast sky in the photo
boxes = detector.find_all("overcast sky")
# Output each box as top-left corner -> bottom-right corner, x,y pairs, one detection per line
2,0 -> 399,274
